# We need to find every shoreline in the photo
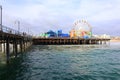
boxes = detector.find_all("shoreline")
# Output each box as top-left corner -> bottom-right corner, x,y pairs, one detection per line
110,39 -> 120,42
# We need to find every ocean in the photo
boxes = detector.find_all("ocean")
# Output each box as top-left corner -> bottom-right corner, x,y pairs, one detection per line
0,42 -> 120,80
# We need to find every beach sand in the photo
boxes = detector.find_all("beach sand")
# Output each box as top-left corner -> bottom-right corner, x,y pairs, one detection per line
110,39 -> 120,42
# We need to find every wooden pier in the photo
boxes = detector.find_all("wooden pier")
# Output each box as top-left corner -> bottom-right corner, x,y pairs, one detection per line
0,25 -> 32,63
0,25 -> 110,63
0,26 -> 110,63
33,38 -> 110,45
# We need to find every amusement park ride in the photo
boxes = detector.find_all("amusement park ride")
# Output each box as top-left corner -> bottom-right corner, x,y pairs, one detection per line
70,19 -> 92,39
33,19 -> 110,45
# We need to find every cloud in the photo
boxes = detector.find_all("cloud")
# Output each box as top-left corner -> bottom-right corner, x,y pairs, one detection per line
1,0 -> 120,35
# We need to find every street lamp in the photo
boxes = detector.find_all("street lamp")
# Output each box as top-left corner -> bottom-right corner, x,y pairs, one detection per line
0,5 -> 2,31
15,20 -> 20,34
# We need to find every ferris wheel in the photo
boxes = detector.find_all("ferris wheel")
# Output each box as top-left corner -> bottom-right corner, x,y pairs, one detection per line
72,19 -> 92,38
73,19 -> 92,31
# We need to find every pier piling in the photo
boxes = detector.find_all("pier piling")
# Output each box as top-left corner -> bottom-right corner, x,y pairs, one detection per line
6,38 -> 10,63
33,38 -> 110,45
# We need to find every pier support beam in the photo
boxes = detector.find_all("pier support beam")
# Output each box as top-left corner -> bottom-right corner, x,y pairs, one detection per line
6,38 -> 10,63
15,40 -> 18,57
100,40 -> 102,44
109,40 -> 110,45
84,40 -> 86,44
0,43 -> 2,52
20,40 -> 23,53
13,41 -> 15,54
89,40 -> 91,44
98,40 -> 100,45
3,41 -> 6,53
23,41 -> 26,52
104,40 -> 106,44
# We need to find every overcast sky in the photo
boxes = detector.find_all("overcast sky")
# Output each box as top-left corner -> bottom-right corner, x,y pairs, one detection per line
0,0 -> 120,36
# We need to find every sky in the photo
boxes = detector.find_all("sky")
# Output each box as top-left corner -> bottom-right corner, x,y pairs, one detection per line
0,0 -> 120,36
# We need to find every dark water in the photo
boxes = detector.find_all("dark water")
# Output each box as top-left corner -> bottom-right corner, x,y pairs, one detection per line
0,43 -> 120,80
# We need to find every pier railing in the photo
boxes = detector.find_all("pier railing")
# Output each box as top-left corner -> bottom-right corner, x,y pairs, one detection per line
0,25 -> 32,38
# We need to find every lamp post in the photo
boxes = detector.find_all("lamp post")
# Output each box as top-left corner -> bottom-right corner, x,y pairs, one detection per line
18,21 -> 20,33
0,5 -> 2,31
15,20 -> 20,34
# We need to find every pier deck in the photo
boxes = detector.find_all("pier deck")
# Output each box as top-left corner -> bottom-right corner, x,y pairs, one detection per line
33,38 -> 110,45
